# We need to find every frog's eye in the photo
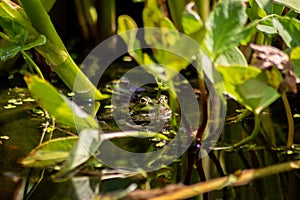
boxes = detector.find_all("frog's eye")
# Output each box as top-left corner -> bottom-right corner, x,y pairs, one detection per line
140,97 -> 150,105
159,95 -> 168,104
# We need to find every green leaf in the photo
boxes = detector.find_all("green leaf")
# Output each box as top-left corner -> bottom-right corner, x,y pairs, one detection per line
291,46 -> 300,77
254,0 -> 284,15
0,19 -> 29,44
117,15 -> 143,64
257,17 -> 277,34
274,0 -> 300,13
272,16 -> 300,48
24,75 -> 98,130
0,43 -> 21,61
216,47 -> 247,67
52,129 -> 102,181
181,2 -> 203,35
218,66 -> 280,114
19,136 -> 78,167
41,0 -> 57,12
204,0 -> 248,58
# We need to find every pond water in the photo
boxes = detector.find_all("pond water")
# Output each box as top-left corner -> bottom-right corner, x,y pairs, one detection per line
1,68 -> 300,200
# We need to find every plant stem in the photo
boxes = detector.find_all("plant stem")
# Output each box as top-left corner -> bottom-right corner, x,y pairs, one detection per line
281,92 -> 294,149
233,114 -> 260,148
21,50 -> 44,80
195,0 -> 210,22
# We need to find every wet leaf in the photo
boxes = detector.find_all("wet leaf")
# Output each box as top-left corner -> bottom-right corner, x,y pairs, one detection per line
19,136 -> 78,167
218,65 -> 280,114
52,129 -> 102,181
0,43 -> 21,61
24,75 -> 99,130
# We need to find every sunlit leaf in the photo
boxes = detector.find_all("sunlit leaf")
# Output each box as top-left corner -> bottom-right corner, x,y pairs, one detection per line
291,46 -> 300,77
181,2 -> 203,35
274,0 -> 300,13
216,47 -> 247,67
204,0 -> 249,58
24,75 -> 98,130
218,66 -> 280,114
272,16 -> 300,48
254,0 -> 284,15
117,15 -> 143,64
19,136 -> 78,167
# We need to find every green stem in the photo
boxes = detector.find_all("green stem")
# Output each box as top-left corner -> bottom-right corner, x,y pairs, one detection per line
21,50 -> 44,80
167,0 -> 185,32
167,80 -> 178,127
195,0 -> 210,22
19,0 -> 108,103
19,0 -> 65,50
233,115 -> 260,148
281,92 -> 294,149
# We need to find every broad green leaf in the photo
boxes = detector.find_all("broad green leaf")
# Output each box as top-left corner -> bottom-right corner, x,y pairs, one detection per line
19,136 -> 78,167
216,47 -> 247,67
257,17 -> 277,34
24,75 -> 98,130
274,0 -> 300,13
272,16 -> 300,48
254,0 -> 284,15
204,0 -> 248,59
247,0 -> 267,20
291,46 -> 300,77
0,43 -> 21,61
117,15 -> 143,64
181,2 -> 203,35
218,66 -> 280,114
142,0 -> 178,48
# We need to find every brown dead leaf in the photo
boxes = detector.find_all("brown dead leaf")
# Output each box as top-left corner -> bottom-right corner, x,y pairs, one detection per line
250,44 -> 300,94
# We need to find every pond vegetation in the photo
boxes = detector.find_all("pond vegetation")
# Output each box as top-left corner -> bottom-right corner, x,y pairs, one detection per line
0,0 -> 300,199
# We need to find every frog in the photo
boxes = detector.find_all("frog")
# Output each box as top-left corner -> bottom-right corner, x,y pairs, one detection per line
129,95 -> 172,124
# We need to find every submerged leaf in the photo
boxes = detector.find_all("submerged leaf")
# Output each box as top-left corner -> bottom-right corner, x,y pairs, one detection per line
19,136 -> 78,167
52,129 -> 102,181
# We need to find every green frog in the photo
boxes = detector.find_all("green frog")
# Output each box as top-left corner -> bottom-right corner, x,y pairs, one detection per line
129,95 -> 171,124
